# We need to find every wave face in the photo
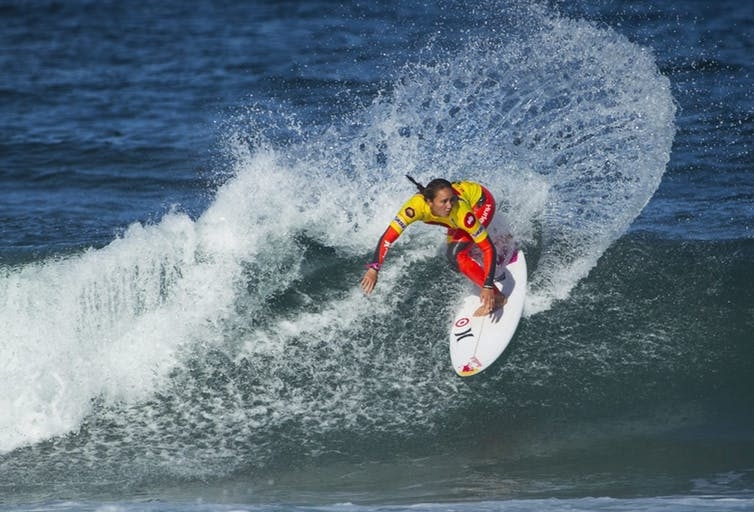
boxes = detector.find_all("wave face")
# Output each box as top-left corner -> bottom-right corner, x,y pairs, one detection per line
7,0 -> 742,506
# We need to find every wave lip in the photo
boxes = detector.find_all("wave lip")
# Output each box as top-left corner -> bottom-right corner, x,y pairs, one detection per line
0,1 -> 677,488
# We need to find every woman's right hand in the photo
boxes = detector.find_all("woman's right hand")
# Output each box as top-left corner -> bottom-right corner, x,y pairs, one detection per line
360,268 -> 378,295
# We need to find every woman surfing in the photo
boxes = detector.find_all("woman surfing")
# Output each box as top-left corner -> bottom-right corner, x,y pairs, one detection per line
360,176 -> 507,316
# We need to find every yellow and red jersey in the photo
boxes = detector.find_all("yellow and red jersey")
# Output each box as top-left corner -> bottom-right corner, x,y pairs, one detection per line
368,181 -> 498,289
387,181 -> 489,243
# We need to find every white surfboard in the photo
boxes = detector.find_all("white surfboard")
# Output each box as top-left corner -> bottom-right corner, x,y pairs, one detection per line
449,238 -> 527,377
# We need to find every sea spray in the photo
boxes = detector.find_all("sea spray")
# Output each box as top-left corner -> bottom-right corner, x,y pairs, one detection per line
0,1 -> 675,486
337,14 -> 676,313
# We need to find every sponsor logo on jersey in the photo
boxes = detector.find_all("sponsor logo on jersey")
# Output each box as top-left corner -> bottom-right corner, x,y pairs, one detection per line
464,212 -> 476,228
405,207 -> 415,219
477,204 -> 492,225
471,226 -> 484,239
393,216 -> 407,230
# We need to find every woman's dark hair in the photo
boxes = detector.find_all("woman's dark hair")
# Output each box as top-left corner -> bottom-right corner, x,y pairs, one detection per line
405,175 -> 452,200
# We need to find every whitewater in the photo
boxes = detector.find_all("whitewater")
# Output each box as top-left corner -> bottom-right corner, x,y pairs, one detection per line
5,0 -> 752,510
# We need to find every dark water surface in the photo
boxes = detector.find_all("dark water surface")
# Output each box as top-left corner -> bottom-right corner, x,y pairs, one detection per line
1,1 -> 752,510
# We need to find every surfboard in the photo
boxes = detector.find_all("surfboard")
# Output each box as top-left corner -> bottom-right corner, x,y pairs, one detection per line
449,235 -> 527,377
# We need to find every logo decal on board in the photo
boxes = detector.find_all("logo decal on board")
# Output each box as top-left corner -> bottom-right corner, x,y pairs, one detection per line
460,357 -> 483,375
454,317 -> 470,328
453,326 -> 474,343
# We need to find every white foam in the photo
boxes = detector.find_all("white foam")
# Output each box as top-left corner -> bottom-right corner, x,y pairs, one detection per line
0,4 -> 676,454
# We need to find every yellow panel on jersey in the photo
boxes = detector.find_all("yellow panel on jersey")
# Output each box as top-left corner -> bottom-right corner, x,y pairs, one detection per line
451,181 -> 484,206
388,190 -> 489,245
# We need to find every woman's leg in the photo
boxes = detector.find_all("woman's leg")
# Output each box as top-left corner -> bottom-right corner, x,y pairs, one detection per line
446,236 -> 488,288
446,186 -> 498,287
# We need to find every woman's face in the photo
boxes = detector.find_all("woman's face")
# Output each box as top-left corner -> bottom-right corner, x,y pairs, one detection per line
427,187 -> 456,217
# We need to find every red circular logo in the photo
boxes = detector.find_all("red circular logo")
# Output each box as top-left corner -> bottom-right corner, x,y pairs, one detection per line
455,317 -> 470,327
464,212 -> 476,229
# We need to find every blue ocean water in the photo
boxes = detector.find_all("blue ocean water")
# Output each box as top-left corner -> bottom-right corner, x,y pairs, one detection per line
1,1 -> 752,511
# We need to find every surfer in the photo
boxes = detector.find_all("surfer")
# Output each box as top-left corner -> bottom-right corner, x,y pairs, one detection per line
360,176 -> 507,316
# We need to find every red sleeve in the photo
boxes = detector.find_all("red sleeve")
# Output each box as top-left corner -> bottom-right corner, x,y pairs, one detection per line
368,226 -> 401,268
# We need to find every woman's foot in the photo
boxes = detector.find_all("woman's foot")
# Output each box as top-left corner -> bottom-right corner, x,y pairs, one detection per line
473,293 -> 507,316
